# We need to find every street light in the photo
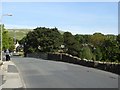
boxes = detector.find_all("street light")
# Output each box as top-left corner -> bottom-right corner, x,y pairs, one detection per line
0,14 -> 12,61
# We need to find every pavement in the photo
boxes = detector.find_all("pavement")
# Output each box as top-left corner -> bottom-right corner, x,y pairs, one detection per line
0,60 -> 24,89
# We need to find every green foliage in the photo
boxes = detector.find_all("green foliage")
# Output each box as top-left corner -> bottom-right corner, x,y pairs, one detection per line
63,32 -> 80,56
90,33 -> 105,46
19,26 -> 120,62
101,39 -> 119,62
2,30 -> 9,49
95,47 -> 102,61
21,27 -> 63,53
63,32 -> 74,48
75,34 -> 91,44
73,33 -> 119,62
81,45 -> 93,60
117,34 -> 120,62
0,24 -> 14,51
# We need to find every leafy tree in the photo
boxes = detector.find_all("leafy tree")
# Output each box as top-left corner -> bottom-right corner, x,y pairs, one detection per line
63,32 -> 80,56
81,45 -> 93,60
75,34 -> 91,44
95,47 -> 102,61
19,27 -> 120,63
90,33 -> 105,47
0,24 -> 14,51
106,34 -> 116,41
116,34 -> 120,62
101,39 -> 119,62
21,27 -> 63,53
63,32 -> 75,48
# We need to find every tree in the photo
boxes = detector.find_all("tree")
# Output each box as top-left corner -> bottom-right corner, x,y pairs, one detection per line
90,33 -> 105,47
75,34 -> 91,44
95,47 -> 102,61
81,45 -> 93,60
101,39 -> 119,62
116,34 -> 120,62
21,27 -> 63,53
0,24 -> 14,51
63,32 -> 81,56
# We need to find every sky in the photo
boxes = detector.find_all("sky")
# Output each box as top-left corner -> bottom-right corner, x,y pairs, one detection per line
0,2 -> 118,35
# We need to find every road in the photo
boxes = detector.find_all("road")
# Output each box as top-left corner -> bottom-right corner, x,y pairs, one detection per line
11,56 -> 118,88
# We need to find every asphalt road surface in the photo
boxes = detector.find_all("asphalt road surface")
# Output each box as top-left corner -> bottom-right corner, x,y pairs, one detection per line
11,56 -> 118,88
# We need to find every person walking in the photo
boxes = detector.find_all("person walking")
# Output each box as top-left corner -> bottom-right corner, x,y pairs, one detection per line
4,49 -> 11,61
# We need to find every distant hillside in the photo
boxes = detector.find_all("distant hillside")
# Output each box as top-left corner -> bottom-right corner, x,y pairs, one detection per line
8,29 -> 64,40
8,29 -> 33,40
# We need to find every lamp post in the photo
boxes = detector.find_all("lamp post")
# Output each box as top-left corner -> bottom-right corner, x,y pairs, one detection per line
0,14 -> 12,61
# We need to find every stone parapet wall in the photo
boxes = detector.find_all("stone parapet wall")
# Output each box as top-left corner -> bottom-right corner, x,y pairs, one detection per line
27,53 -> 120,75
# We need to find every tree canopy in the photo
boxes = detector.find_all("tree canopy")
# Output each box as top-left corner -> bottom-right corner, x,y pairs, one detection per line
20,27 -> 63,53
19,27 -> 120,63
0,24 -> 14,51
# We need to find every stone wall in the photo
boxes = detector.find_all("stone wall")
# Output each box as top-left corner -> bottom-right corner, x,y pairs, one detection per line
27,52 -> 48,60
47,53 -> 120,75
27,53 -> 120,75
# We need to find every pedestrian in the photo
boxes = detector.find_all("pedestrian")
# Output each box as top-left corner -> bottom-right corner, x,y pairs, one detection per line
4,49 -> 11,61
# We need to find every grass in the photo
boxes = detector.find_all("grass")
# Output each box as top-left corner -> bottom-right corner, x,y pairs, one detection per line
8,29 -> 33,40
8,29 -> 64,40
